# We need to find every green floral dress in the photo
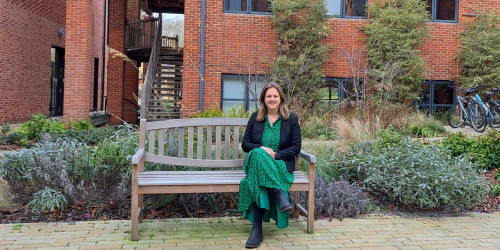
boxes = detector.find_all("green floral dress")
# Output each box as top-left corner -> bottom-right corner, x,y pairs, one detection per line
238,114 -> 295,229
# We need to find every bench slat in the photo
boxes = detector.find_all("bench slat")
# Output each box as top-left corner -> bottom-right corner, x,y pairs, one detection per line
178,128 -> 184,158
197,126 -> 203,159
206,126 -> 213,160
187,127 -> 194,159
145,118 -> 248,130
233,126 -> 239,160
215,126 -> 221,160
145,154 -> 245,168
148,130 -> 155,154
224,126 -> 230,160
158,129 -> 165,156
138,171 -> 309,186
168,128 -> 175,156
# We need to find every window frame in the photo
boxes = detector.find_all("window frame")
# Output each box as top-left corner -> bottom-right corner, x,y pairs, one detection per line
322,77 -> 364,106
223,0 -> 272,15
417,80 -> 456,116
426,0 -> 459,23
221,74 -> 268,112
325,0 -> 368,19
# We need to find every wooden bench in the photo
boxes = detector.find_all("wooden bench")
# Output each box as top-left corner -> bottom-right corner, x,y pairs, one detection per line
131,118 -> 316,240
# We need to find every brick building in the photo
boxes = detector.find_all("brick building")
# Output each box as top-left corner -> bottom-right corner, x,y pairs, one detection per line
1,0 -> 499,124
0,0 -> 140,125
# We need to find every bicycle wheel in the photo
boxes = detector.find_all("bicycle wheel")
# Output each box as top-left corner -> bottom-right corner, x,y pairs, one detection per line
448,103 -> 463,128
490,106 -> 500,128
470,101 -> 487,133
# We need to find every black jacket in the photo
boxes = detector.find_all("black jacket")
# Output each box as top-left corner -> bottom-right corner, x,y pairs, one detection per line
242,111 -> 302,172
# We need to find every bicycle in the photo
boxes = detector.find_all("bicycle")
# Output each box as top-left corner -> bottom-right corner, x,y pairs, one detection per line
470,84 -> 499,132
484,87 -> 500,128
448,86 -> 486,132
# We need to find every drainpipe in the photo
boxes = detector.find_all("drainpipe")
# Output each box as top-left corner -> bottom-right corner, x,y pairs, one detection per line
199,0 -> 206,111
100,0 -> 108,111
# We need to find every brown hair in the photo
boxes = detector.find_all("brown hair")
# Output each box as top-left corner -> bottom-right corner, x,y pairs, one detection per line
256,82 -> 290,121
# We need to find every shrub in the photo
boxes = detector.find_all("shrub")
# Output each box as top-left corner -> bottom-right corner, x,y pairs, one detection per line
301,116 -> 337,141
0,133 -> 136,208
27,186 -> 68,212
363,0 -> 429,104
361,140 -> 488,209
51,127 -> 116,145
440,130 -> 500,170
300,176 -> 368,220
192,104 -> 250,118
67,119 -> 94,130
459,11 -> 500,90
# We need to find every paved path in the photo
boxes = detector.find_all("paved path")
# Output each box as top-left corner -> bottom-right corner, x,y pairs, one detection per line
0,213 -> 499,249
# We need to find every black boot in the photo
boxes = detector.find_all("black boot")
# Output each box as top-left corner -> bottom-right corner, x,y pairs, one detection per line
246,203 -> 264,248
273,188 -> 292,213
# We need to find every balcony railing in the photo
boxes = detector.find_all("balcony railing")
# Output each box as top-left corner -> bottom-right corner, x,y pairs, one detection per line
125,18 -> 159,50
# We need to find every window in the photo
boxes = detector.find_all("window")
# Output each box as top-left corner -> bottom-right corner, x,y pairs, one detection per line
424,0 -> 458,22
221,74 -> 267,112
223,0 -> 271,14
417,80 -> 455,116
320,77 -> 364,109
326,0 -> 367,18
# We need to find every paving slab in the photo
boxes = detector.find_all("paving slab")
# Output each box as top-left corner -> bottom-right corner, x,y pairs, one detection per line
0,213 -> 499,249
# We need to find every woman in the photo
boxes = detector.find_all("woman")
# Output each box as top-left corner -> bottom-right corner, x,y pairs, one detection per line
239,82 -> 301,248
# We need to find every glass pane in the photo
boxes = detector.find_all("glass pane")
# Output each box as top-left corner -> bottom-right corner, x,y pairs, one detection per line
247,76 -> 266,102
419,83 -> 431,105
436,0 -> 456,21
345,0 -> 367,17
51,47 -> 56,62
251,0 -> 271,12
326,0 -> 341,16
225,0 -> 247,12
434,83 -> 454,105
223,101 -> 244,112
223,76 -> 245,99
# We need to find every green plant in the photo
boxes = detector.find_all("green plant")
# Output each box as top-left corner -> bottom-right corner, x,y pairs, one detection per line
408,125 -> 439,138
490,185 -> 500,195
376,128 -> 404,147
12,224 -> 23,231
51,127 -> 116,145
1,123 -> 10,136
363,0 -> 429,104
192,105 -> 225,118
14,113 -> 67,141
459,11 -> 500,90
27,186 -> 67,212
439,130 -> 500,170
270,0 -> 329,105
359,139 -> 488,209
68,119 -> 94,130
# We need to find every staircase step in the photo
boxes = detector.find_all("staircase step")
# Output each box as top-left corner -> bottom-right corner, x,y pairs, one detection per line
158,55 -> 183,60
157,61 -> 183,66
157,65 -> 183,70
153,83 -> 182,87
148,99 -> 180,104
155,76 -> 182,80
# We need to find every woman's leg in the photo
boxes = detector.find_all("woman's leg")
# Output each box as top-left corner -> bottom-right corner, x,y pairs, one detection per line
271,188 -> 292,213
245,203 -> 264,248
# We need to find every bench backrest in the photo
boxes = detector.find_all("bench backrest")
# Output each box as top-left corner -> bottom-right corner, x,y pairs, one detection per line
139,118 -> 248,169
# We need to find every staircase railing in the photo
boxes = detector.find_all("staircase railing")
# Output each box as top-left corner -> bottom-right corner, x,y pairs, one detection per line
139,17 -> 162,119
161,35 -> 179,48
125,18 -> 159,50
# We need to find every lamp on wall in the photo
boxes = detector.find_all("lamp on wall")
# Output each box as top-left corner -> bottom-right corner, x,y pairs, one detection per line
58,29 -> 64,36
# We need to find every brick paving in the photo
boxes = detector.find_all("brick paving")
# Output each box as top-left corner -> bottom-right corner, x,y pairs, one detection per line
0,213 -> 499,249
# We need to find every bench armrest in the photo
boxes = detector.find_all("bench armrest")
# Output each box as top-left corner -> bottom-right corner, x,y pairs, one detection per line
299,150 -> 316,164
132,148 -> 145,165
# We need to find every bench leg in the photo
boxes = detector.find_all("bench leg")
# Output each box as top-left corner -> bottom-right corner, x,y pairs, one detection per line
131,189 -> 139,240
292,191 -> 300,218
307,188 -> 314,234
138,194 -> 144,223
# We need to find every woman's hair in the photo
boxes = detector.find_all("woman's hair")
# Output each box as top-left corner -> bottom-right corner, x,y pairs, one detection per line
256,82 -> 290,121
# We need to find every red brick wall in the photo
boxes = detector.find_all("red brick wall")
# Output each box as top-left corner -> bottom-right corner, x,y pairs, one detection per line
181,0 -> 500,117
106,0 -> 139,125
0,0 -> 65,124
92,0 -> 106,111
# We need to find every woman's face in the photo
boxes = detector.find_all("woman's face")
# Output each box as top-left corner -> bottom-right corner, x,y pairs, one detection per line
264,87 -> 281,111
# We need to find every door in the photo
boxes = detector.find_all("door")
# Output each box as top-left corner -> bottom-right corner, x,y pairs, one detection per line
50,47 -> 65,116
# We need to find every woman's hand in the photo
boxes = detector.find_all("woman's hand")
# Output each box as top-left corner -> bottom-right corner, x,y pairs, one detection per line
261,146 -> 276,159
